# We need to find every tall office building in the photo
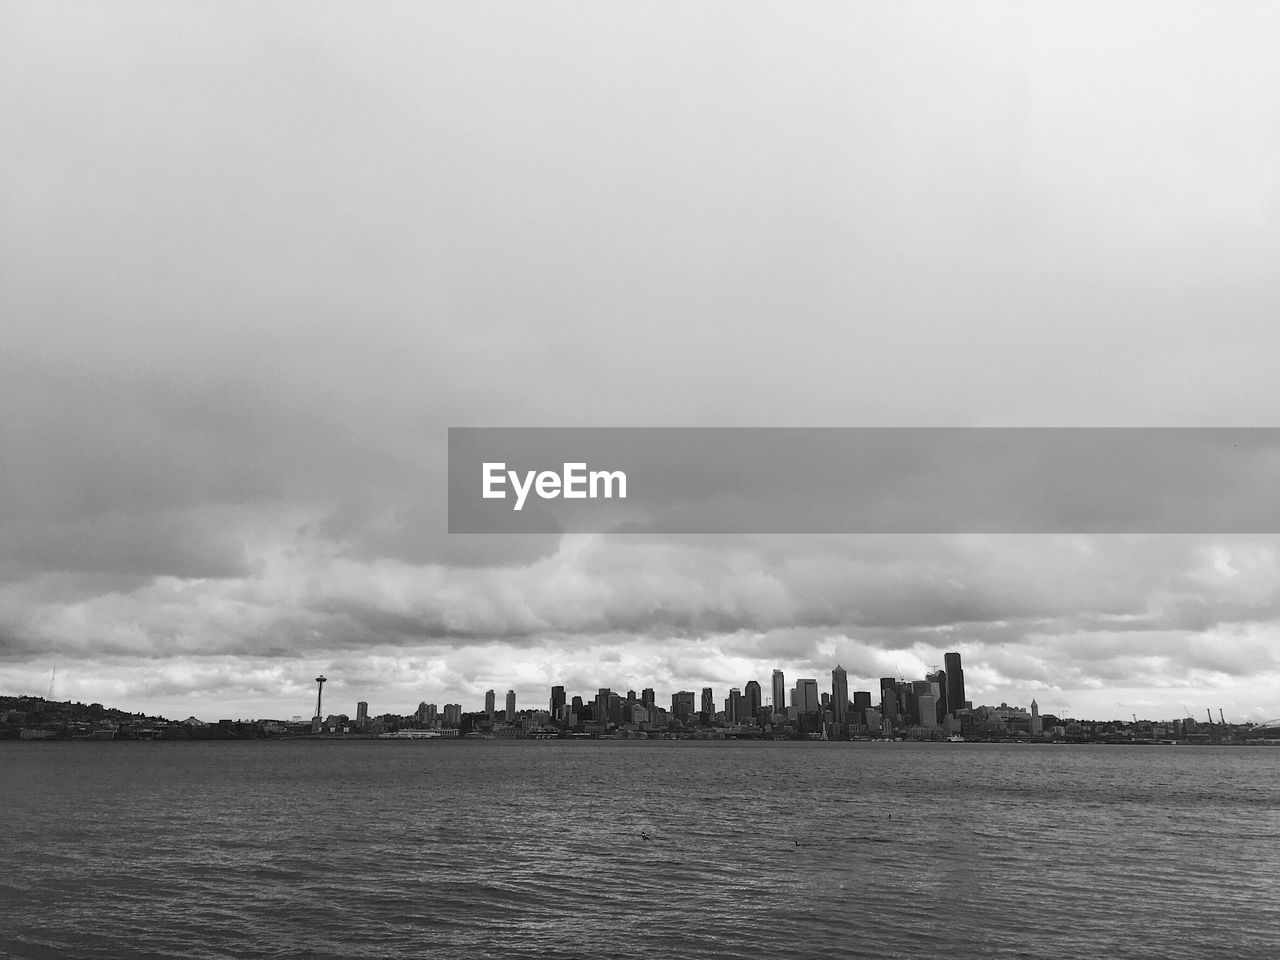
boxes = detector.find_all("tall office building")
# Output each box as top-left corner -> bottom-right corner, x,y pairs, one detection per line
596,688 -> 611,726
831,665 -> 849,724
880,678 -> 900,723
726,688 -> 742,723
641,688 -> 656,711
926,679 -> 945,724
550,685 -> 566,717
917,693 -> 937,729
701,687 -> 715,718
355,701 -> 368,727
944,652 -> 966,715
907,680 -> 935,725
505,689 -> 516,720
671,690 -> 695,720
744,680 -> 762,720
794,679 -> 820,715
926,669 -> 948,718
484,689 -> 496,719
852,690 -> 872,725
771,670 -> 786,713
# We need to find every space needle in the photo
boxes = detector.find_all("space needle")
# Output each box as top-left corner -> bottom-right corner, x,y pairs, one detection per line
312,675 -> 327,734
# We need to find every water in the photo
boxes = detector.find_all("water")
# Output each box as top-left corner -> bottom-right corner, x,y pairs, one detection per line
3,741 -> 1279,959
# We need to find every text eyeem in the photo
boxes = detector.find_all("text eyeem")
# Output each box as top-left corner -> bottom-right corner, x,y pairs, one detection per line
482,462 -> 627,511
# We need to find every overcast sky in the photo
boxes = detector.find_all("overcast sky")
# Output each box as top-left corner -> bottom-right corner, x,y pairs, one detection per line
3,2 -> 1280,723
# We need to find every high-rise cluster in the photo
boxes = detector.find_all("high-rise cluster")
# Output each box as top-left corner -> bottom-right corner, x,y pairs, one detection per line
441,652 -> 985,739
360,651 -> 1050,740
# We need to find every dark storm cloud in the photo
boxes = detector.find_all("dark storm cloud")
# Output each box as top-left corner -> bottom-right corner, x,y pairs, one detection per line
1,530 -> 1273,676
4,511 -> 251,580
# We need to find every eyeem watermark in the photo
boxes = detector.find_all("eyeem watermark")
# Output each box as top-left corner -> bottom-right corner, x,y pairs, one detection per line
482,462 -> 627,511
450,427 -> 1280,533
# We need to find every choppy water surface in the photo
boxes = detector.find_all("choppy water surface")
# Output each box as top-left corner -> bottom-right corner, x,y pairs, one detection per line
3,741 -> 1279,959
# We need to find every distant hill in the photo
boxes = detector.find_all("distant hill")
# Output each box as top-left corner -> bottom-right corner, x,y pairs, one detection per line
1,693 -> 168,725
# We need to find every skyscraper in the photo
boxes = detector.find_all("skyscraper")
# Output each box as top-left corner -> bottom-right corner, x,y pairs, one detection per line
771,669 -> 786,713
596,688 -> 611,727
505,689 -> 516,720
794,679 -> 820,715
355,701 -> 368,727
831,665 -> 849,725
852,690 -> 872,725
726,688 -> 742,723
944,652 -> 966,715
744,680 -> 762,721
880,677 -> 899,724
927,669 -> 948,718
701,687 -> 714,718
484,689 -> 496,719
671,690 -> 695,720
550,685 -> 566,717
917,693 -> 937,729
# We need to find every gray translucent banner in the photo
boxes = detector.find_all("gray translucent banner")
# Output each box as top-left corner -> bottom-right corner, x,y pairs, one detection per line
448,428 -> 1280,534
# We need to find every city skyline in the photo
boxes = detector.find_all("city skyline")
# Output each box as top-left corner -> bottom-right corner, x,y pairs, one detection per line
235,641 -> 1280,727
10,651 -> 1238,729
10,615 -> 1279,726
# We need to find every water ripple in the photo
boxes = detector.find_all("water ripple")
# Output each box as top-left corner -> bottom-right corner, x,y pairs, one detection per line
4,741 -> 1280,959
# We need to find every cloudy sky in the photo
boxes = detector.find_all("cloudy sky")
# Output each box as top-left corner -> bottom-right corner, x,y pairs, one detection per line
3,2 -> 1280,723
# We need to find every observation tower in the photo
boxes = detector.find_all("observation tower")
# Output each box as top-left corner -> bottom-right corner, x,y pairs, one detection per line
311,675 -> 327,733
